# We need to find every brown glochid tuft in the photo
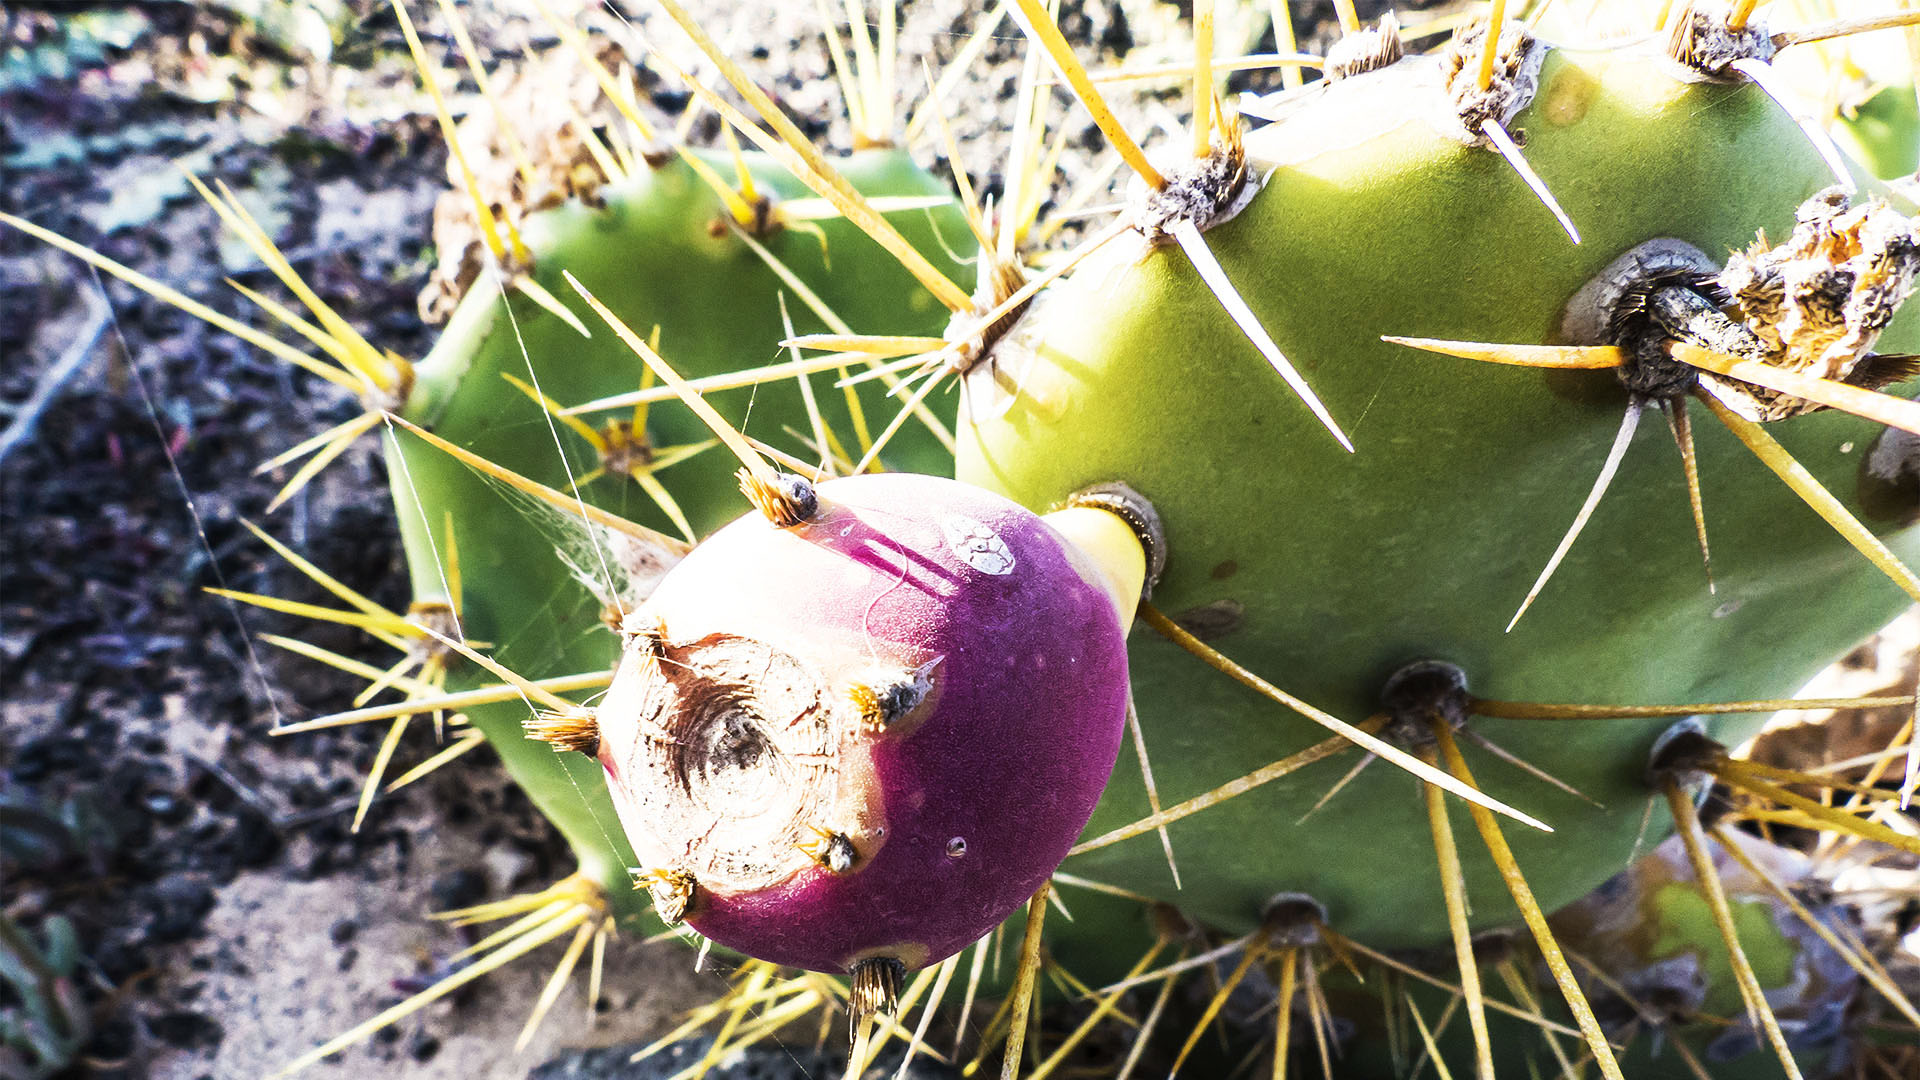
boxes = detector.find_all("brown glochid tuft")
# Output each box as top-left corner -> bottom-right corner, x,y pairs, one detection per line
523,710 -> 602,757
740,468 -> 818,528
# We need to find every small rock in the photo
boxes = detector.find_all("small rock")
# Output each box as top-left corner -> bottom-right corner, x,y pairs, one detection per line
430,867 -> 488,911
148,874 -> 215,943
224,808 -> 280,869
410,1032 -> 440,1063
482,845 -> 535,894
142,789 -> 189,822
11,734 -> 89,781
145,1010 -> 224,1051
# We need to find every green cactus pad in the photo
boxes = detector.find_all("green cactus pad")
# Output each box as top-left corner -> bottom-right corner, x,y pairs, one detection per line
958,44 -> 1920,948
1837,82 -> 1920,182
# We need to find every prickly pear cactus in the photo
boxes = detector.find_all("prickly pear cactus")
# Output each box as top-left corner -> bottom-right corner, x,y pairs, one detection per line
10,1 -> 1920,1077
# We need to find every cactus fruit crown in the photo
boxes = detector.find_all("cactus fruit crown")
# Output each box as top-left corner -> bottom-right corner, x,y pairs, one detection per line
7,0 -> 1920,1077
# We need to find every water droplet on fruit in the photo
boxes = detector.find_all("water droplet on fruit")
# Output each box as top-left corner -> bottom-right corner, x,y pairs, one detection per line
946,837 -> 967,858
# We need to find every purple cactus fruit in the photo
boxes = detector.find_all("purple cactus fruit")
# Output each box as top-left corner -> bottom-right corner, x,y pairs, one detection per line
591,472 -> 1132,979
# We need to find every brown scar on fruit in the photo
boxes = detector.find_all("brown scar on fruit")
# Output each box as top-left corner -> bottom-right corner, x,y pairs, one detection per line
601,632 -> 887,892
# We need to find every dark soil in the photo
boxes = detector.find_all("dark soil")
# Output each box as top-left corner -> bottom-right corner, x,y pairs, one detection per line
531,1039 -> 961,1080
0,4 -> 702,1076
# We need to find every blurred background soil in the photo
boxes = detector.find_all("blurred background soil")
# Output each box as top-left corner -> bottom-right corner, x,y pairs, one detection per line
0,2 -> 1911,1078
